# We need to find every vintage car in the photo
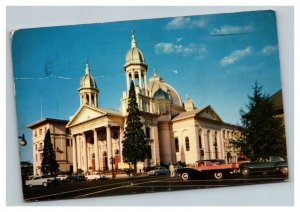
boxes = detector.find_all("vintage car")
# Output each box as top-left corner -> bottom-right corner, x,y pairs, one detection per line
239,156 -> 288,176
148,166 -> 170,176
56,174 -> 69,181
25,176 -> 58,187
85,172 -> 106,181
67,174 -> 86,181
176,160 -> 238,180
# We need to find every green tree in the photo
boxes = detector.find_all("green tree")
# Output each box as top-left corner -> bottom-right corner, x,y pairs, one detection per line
41,129 -> 59,175
230,82 -> 287,161
122,81 -> 150,174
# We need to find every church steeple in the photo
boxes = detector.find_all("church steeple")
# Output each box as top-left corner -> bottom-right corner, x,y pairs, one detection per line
79,61 -> 99,107
131,30 -> 137,48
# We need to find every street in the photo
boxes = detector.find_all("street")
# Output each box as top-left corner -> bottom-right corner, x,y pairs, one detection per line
23,174 -> 288,202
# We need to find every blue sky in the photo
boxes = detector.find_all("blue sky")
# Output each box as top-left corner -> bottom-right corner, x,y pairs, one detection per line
12,10 -> 282,162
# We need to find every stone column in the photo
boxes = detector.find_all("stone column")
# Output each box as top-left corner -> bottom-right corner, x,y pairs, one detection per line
119,126 -> 124,162
89,94 -> 92,106
138,70 -> 142,88
76,135 -> 82,170
144,72 -> 147,90
93,129 -> 100,171
106,125 -> 112,170
126,72 -> 130,90
82,133 -> 88,172
72,135 -> 78,173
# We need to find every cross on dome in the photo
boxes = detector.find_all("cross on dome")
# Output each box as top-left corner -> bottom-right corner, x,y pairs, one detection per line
131,29 -> 137,48
85,60 -> 90,75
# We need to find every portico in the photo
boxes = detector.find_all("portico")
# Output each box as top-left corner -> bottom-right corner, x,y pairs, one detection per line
66,105 -> 124,173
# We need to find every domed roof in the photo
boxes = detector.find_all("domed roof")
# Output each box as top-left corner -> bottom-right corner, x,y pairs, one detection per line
124,31 -> 147,68
148,69 -> 182,106
153,88 -> 169,100
184,96 -> 196,111
125,47 -> 145,64
79,63 -> 98,90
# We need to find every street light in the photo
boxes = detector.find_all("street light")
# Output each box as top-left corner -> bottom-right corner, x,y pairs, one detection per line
18,134 -> 27,146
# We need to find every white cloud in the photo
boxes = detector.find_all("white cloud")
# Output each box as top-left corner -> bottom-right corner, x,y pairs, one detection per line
261,45 -> 278,56
166,17 -> 205,30
155,42 -> 207,59
211,25 -> 255,36
221,47 -> 252,67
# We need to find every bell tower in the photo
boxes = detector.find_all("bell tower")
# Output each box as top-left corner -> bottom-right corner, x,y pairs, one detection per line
124,30 -> 148,91
78,62 -> 99,107
121,31 -> 151,115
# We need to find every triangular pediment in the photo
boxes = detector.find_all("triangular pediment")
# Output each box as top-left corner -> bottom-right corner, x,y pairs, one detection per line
66,105 -> 106,127
196,105 -> 223,122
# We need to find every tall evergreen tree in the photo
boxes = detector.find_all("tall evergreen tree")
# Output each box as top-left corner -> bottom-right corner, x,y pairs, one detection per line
41,129 -> 59,175
122,81 -> 149,174
230,82 -> 287,161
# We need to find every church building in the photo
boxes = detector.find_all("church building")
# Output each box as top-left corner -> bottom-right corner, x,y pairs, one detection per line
28,31 -> 241,175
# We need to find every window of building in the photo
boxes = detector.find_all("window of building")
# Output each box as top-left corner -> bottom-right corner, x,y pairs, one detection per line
199,135 -> 202,149
66,139 -> 71,147
39,129 -> 42,135
223,130 -> 225,138
35,154 -> 37,162
175,138 -> 179,152
146,127 -> 151,138
185,136 -> 190,151
34,130 -> 37,137
40,153 -> 43,160
147,144 -> 152,159
115,149 -> 120,155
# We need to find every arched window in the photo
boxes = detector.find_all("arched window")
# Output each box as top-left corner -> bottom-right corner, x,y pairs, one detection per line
103,152 -> 107,157
92,153 -> 95,159
198,130 -> 202,149
115,149 -> 120,155
175,138 -> 179,152
207,130 -> 210,154
185,136 -> 190,151
146,127 -> 151,138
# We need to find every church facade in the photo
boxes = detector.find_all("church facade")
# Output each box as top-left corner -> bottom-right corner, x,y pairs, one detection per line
28,32 -> 241,175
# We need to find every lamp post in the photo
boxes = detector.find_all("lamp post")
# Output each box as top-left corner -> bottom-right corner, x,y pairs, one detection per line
18,134 -> 27,147
110,156 -> 115,179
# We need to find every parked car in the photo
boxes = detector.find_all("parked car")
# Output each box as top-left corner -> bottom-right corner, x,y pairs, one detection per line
85,172 -> 105,181
25,176 -> 58,187
148,166 -> 170,176
56,174 -> 69,181
177,160 -> 238,180
67,174 -> 86,181
239,156 -> 288,176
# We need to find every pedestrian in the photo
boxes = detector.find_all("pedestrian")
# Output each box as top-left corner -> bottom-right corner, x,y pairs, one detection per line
169,163 -> 175,178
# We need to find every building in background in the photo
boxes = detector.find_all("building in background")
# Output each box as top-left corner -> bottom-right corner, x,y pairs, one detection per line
27,118 -> 72,176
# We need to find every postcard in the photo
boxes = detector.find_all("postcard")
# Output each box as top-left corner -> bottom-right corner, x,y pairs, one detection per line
11,9 -> 288,202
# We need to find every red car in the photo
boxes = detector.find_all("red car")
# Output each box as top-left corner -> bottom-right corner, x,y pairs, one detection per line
177,160 -> 238,180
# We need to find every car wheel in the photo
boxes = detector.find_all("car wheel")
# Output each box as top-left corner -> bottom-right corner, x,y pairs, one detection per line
280,167 -> 288,175
214,172 -> 223,180
43,182 -> 48,187
241,168 -> 250,176
181,172 -> 190,180
155,172 -> 158,176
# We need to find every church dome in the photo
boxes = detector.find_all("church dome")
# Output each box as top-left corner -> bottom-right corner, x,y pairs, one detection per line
125,47 -> 145,65
153,88 -> 169,100
148,69 -> 182,106
124,31 -> 147,68
184,96 -> 196,111
79,63 -> 98,90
